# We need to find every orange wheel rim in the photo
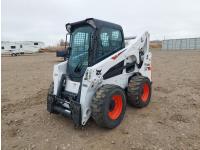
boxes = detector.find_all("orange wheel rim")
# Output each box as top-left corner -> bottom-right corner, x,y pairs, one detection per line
141,83 -> 150,102
108,95 -> 123,120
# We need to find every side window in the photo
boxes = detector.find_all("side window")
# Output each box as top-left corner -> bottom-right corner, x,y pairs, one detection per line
11,46 -> 16,49
2,46 -> 4,49
100,33 -> 109,47
97,28 -> 123,59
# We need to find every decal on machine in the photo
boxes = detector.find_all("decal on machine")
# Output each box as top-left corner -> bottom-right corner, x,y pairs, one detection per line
111,50 -> 125,60
96,69 -> 102,76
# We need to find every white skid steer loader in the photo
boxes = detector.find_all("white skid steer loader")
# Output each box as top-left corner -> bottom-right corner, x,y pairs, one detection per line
47,18 -> 152,129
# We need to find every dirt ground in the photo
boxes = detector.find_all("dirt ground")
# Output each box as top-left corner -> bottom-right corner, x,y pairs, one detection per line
1,50 -> 200,150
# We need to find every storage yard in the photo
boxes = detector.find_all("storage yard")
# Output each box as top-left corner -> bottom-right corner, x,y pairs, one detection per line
1,50 -> 200,150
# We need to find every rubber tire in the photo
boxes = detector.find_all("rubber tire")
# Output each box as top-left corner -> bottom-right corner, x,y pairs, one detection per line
47,82 -> 58,114
91,85 -> 126,129
127,75 -> 151,108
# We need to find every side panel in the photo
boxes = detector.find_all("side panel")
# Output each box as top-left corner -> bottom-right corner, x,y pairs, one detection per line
79,69 -> 102,125
53,61 -> 67,95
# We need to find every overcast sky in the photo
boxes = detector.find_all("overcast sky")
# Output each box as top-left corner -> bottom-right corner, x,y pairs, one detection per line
2,0 -> 200,46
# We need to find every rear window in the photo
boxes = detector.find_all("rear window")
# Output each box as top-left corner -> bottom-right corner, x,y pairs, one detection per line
96,27 -> 123,60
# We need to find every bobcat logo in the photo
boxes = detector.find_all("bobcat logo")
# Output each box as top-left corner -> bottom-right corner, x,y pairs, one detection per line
96,69 -> 102,76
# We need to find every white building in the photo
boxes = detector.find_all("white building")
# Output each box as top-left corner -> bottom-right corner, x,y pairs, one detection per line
1,41 -> 45,55
162,37 -> 200,50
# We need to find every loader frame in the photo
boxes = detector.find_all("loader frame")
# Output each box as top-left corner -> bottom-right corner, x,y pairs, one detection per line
49,18 -> 152,126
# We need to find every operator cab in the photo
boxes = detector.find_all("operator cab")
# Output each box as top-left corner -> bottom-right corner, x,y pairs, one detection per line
65,18 -> 125,82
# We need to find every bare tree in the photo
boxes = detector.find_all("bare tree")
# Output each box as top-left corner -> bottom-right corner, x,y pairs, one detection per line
59,39 -> 65,46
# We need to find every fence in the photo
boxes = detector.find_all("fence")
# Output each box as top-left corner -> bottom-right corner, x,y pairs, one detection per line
162,38 -> 200,50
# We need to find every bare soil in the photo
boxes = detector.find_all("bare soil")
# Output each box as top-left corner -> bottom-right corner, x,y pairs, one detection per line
1,51 -> 200,150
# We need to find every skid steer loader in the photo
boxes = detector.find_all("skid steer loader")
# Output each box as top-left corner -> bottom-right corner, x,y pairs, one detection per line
47,18 -> 152,128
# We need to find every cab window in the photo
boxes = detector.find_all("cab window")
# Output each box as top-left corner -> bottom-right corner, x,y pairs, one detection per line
97,27 -> 123,60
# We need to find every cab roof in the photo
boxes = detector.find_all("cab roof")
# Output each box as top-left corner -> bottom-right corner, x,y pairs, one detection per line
66,18 -> 123,33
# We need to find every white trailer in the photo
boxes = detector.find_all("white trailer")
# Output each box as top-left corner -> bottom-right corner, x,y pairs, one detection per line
19,41 -> 45,53
1,41 -> 45,56
1,41 -> 23,56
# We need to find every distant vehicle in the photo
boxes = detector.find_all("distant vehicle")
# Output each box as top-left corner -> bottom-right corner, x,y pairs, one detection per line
1,44 -> 24,56
9,49 -> 24,56
1,41 -> 45,56
56,50 -> 68,60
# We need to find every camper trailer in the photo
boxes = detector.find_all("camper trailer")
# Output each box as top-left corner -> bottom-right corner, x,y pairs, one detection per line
1,41 -> 45,56
1,41 -> 23,56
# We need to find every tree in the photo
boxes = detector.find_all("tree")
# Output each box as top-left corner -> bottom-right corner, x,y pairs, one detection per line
59,39 -> 65,46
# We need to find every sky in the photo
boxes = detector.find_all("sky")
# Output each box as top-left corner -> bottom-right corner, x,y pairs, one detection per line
1,0 -> 200,46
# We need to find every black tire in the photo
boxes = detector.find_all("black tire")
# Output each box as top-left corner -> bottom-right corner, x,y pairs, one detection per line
47,82 -> 58,114
127,75 -> 151,108
91,85 -> 126,129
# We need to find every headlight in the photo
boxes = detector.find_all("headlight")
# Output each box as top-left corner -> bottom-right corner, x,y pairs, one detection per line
84,69 -> 92,81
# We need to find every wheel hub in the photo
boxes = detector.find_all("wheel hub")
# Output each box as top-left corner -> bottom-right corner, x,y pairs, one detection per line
141,83 -> 150,102
108,95 -> 123,120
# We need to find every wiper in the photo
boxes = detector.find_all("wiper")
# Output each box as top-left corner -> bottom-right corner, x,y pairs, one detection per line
74,61 -> 83,73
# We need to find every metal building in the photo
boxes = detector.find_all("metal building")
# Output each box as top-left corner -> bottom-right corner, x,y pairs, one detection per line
162,37 -> 200,50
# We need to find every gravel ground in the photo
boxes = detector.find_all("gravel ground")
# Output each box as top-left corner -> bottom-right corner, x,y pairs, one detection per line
1,50 -> 200,150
